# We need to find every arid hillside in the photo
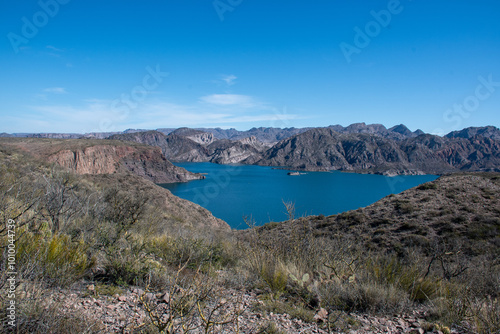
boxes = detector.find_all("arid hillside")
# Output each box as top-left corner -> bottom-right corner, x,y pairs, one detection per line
252,173 -> 500,258
0,138 -> 229,231
0,137 -> 204,183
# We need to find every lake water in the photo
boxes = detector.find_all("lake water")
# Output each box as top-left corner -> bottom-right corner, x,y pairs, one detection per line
161,163 -> 438,229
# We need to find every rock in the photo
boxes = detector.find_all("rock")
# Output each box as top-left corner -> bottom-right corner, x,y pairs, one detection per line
144,292 -> 155,303
159,292 -> 170,303
313,308 -> 328,323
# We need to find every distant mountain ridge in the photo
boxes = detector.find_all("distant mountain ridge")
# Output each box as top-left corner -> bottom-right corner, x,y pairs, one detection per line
445,126 -> 500,141
108,130 -> 270,164
107,125 -> 500,175
253,127 -> 500,174
4,124 -> 500,175
328,123 -> 424,141
3,122 -> 427,143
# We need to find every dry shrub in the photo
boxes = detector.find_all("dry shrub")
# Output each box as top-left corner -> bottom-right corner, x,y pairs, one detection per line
319,280 -> 408,313
14,228 -> 93,287
430,289 -> 500,334
140,265 -> 244,333
0,281 -> 104,334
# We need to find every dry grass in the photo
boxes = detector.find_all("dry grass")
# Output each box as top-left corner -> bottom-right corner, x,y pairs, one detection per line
1,140 -> 499,333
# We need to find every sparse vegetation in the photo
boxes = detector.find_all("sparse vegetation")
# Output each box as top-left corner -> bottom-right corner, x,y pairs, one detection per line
1,140 -> 499,333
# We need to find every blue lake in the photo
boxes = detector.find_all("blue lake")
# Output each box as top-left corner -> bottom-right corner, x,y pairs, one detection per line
161,163 -> 438,229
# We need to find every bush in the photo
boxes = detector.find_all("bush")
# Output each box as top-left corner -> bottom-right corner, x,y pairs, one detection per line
319,280 -> 408,313
0,282 -> 104,334
259,258 -> 288,297
14,229 -> 93,287
417,183 -> 437,190
367,256 -> 439,302
146,235 -> 234,271
101,252 -> 158,286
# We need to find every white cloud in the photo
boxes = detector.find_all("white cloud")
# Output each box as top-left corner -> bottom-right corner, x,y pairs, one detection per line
221,74 -> 237,86
15,92 -> 305,133
46,45 -> 65,52
200,94 -> 254,107
43,87 -> 67,94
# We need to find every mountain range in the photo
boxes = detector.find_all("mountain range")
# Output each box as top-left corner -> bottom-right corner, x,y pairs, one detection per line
3,123 -> 500,175
108,124 -> 500,175
1,122 -> 423,142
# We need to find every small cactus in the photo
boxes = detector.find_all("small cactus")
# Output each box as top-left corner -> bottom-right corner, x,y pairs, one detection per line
290,273 -> 310,287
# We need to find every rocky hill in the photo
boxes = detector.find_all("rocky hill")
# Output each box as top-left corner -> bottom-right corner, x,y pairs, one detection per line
252,127 -> 500,174
247,171 -> 500,264
109,130 -> 268,164
0,138 -> 229,231
8,124 -> 499,175
0,138 -> 204,183
327,123 -> 423,141
170,127 -> 216,145
445,125 -> 500,141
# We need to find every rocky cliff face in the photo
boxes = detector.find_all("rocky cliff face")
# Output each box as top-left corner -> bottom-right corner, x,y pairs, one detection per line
109,126 -> 500,175
110,131 -> 268,164
3,138 -> 204,183
170,127 -> 215,145
254,128 -> 500,174
0,138 -> 230,231
109,131 -> 212,162
203,137 -> 265,164
47,144 -> 205,183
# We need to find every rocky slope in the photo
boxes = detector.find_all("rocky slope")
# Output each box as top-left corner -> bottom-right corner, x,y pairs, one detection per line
445,125 -> 500,141
87,173 -> 229,231
251,172 -> 500,257
0,138 -> 204,183
9,124 -> 499,175
328,123 -> 424,141
156,127 -> 312,143
170,127 -> 216,145
0,138 -> 229,231
37,284 -> 439,334
253,128 -> 500,174
109,130 -> 268,164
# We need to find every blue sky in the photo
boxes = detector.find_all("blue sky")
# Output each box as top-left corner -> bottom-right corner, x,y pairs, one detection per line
1,0 -> 499,134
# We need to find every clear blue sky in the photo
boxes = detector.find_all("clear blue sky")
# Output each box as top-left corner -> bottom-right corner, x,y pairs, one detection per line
1,0 -> 499,134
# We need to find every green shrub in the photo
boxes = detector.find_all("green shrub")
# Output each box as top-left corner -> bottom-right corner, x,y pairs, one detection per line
259,259 -> 288,297
102,252 -> 158,286
417,183 -> 437,190
318,280 -> 408,313
367,256 -> 439,302
257,321 -> 286,334
394,200 -> 414,214
254,298 -> 315,323
146,235 -> 234,271
15,229 -> 93,287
